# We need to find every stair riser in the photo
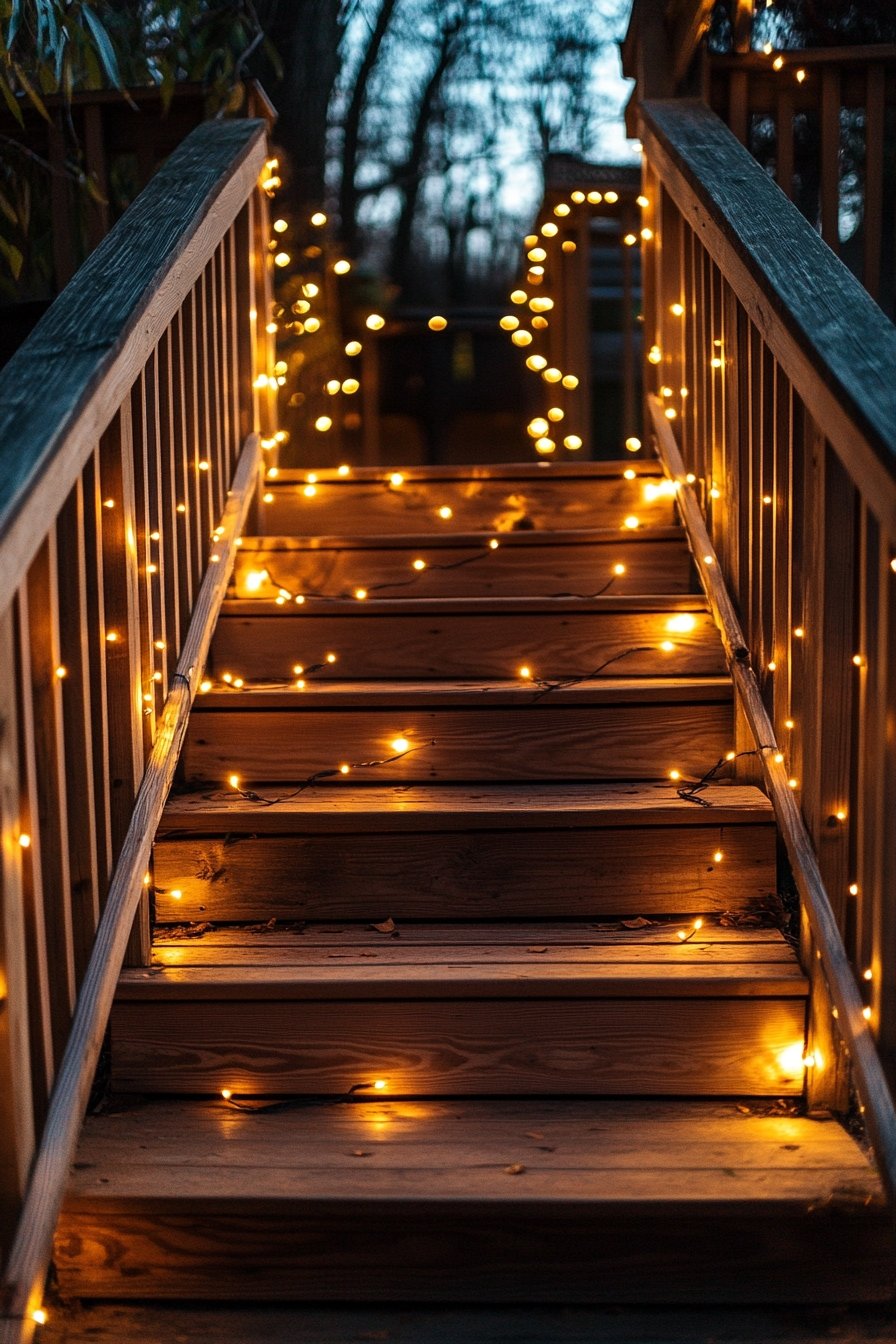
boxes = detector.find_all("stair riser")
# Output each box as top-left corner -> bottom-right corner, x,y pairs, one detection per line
153,824 -> 777,923
110,997 -> 806,1096
183,703 -> 734,783
211,610 -> 725,680
230,537 -> 694,600
54,1202 -> 893,1303
260,477 -> 677,535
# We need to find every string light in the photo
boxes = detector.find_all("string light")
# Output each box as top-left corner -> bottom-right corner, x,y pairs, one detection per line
428,315 -> 448,331
334,259 -> 352,275
18,834 -> 31,848
677,917 -> 703,943
625,436 -> 641,453
366,314 -> 385,330
500,315 -> 520,331
310,211 -> 327,227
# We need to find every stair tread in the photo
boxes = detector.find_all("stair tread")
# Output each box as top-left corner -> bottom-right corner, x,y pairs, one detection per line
120,924 -> 807,999
193,676 -> 733,709
161,781 -> 774,831
269,461 -> 663,482
64,1097 -> 880,1206
221,593 -> 712,615
239,526 -> 685,549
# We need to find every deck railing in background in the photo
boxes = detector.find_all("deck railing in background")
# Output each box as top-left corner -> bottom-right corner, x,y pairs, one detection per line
705,45 -> 896,317
0,116 -> 273,1335
638,98 -> 896,1157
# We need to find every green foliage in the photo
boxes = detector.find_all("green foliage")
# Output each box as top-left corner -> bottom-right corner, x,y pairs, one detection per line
0,1 -> 269,287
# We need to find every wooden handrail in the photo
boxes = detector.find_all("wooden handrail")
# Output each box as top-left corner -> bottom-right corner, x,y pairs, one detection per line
637,95 -> 896,1176
0,118 -> 268,598
650,398 -> 896,1199
639,100 -> 896,527
0,115 -> 275,1337
0,435 -> 261,1341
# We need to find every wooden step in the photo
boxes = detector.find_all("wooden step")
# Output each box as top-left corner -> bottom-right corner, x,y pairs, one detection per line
155,782 -> 776,923
111,924 -> 807,1096
211,595 -> 726,681
260,463 -> 678,535
55,1097 -> 889,1303
230,528 -> 695,601
182,677 -> 734,784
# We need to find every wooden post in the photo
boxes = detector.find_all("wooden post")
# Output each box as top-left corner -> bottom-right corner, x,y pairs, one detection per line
0,603 -> 35,1251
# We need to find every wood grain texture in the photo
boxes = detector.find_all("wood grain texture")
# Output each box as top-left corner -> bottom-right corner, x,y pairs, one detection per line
110,995 -> 806,1095
231,530 -> 695,599
183,695 -> 734,784
0,120 -> 268,600
260,474 -> 677,536
54,1098 -> 888,1302
159,781 -> 774,832
152,821 -> 776,922
211,605 -> 725,680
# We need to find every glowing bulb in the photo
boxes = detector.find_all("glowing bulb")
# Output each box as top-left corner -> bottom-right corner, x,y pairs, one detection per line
561,374 -> 579,390
373,1079 -> 387,1090
623,515 -> 640,530
543,367 -> 562,383
534,437 -> 555,455
526,355 -> 548,371
774,752 -> 784,763
664,407 -> 677,420
221,1088 -> 233,1100
835,809 -> 847,821
304,316 -> 321,333
541,221 -> 558,237
554,203 -> 570,217
338,464 -> 351,476
795,68 -> 806,82
304,485 -> 317,498
244,568 -> 269,593
767,661 -> 777,672
773,55 -> 784,69
438,506 -> 453,519
500,315 -> 520,331
310,211 -> 327,226
648,346 -> 661,364
342,378 -> 360,394
794,626 -> 805,638
850,883 -> 859,896
315,416 -> 333,432
106,631 -> 119,643
669,769 -> 681,781
660,639 -> 675,652
334,259 -> 351,275
625,436 -> 641,453
428,315 -> 447,331
863,1006 -> 873,1020
788,778 -> 799,789
637,194 -> 649,208
726,751 -> 736,761
612,563 -> 626,576
623,468 -> 635,480
326,379 -> 341,395
366,313 -> 385,330
564,435 -> 582,450
199,679 -> 212,693
339,764 -> 350,775
18,834 -> 31,848
853,653 -> 864,666
391,737 -> 410,753
412,558 -> 427,571
510,290 -> 528,305
666,614 -> 696,634
527,247 -> 547,263
640,227 -> 654,241
346,340 -> 362,356
587,191 -> 602,204
228,774 -> 240,790
604,191 -> 618,204
623,233 -> 637,247
711,356 -> 723,368
529,296 -> 553,313
273,251 -> 291,268
31,1309 -> 48,1326
512,331 -> 533,346
864,968 -> 873,981
785,718 -> 794,729
489,539 -> 500,550
528,417 -> 549,438
713,850 -> 723,863
389,472 -> 405,487
355,588 -> 368,601
670,302 -> 685,317
571,191 -> 585,204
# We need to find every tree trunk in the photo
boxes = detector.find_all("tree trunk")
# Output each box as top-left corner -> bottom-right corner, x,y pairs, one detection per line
338,0 -> 399,255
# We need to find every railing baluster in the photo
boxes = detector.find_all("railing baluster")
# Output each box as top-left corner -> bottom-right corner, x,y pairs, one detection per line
99,405 -> 150,967
24,537 -> 75,1060
55,482 -> 102,980
0,602 -> 35,1229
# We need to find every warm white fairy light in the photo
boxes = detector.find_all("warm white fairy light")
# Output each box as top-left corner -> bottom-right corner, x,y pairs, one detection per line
366,313 -> 385,330
428,315 -> 448,331
438,505 -> 453,519
391,737 -> 410,753
499,315 -> 520,331
666,614 -> 696,633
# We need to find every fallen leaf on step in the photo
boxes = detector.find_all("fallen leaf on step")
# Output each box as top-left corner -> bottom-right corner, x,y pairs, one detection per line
371,918 -> 397,935
621,917 -> 654,929
525,1131 -> 545,1140
526,946 -> 548,954
504,1163 -> 526,1175
736,1104 -> 752,1115
351,1150 -> 371,1158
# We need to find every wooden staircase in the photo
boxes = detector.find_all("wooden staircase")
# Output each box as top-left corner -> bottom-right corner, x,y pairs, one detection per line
54,461 -> 891,1307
